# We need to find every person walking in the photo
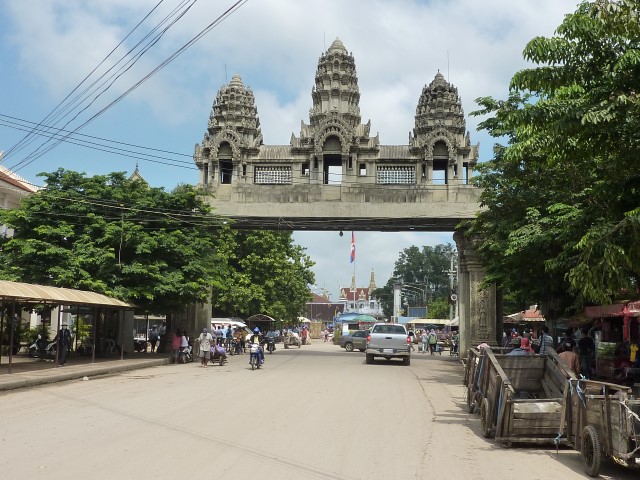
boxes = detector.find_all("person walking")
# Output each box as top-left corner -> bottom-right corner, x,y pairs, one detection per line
171,329 -> 181,363
56,323 -> 72,366
198,328 -> 213,367
428,329 -> 437,355
577,328 -> 595,379
537,326 -> 554,354
149,326 -> 159,353
421,330 -> 429,353
557,343 -> 580,374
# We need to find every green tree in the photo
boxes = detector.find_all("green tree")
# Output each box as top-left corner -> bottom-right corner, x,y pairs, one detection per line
372,243 -> 455,317
470,0 -> 640,314
426,297 -> 449,319
211,230 -> 315,322
0,169 -> 228,313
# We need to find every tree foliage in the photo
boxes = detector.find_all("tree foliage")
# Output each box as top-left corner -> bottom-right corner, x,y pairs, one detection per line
469,0 -> 640,315
0,169 -> 229,313
211,230 -> 315,322
0,169 -> 317,323
372,243 -> 455,318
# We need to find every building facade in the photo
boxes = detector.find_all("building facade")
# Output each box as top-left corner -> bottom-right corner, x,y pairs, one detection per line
338,271 -> 384,318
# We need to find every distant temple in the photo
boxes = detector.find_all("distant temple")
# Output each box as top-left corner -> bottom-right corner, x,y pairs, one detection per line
339,270 -> 383,318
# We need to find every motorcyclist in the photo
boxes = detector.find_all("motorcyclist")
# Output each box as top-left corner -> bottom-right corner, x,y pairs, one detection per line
266,329 -> 277,352
249,327 -> 264,365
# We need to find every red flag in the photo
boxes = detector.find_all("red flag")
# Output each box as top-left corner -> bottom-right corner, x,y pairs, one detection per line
350,231 -> 355,263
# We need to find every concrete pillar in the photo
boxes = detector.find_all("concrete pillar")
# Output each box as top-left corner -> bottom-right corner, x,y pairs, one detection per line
454,230 -> 498,357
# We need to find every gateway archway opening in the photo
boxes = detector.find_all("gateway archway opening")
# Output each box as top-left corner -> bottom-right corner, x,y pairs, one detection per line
323,154 -> 342,185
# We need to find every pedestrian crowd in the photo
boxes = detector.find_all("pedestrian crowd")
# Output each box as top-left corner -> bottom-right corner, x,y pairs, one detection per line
501,325 -> 595,378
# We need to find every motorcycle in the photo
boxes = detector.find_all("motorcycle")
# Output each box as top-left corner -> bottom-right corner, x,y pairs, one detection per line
266,337 -> 276,354
28,334 -> 56,359
249,343 -> 263,370
177,346 -> 193,364
229,338 -> 243,356
133,338 -> 147,353
283,331 -> 301,349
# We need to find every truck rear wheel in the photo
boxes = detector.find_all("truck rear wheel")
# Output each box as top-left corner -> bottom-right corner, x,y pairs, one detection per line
402,357 -> 410,366
365,353 -> 374,364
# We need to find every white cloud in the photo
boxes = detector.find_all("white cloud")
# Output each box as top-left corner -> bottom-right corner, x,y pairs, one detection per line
1,0 -> 581,301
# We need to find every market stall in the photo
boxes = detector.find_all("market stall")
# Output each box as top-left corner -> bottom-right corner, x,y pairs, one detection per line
581,301 -> 640,385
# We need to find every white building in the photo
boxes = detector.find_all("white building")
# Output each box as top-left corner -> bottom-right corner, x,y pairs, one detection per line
0,156 -> 38,237
338,270 -> 384,317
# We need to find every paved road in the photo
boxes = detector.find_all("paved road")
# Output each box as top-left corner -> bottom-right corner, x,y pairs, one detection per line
0,341 -> 636,479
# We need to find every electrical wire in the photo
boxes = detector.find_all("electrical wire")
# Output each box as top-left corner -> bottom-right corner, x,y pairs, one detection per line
8,0 -> 249,174
0,114 -> 196,171
8,0 -> 200,171
0,110 -> 475,192
2,0 -> 171,162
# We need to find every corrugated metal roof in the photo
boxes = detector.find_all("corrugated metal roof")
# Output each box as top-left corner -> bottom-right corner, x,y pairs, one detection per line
256,145 -> 292,160
378,145 -> 413,159
0,280 -> 134,308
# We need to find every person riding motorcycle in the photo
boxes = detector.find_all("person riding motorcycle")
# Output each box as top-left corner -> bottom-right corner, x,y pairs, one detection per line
249,327 -> 264,365
266,329 -> 277,352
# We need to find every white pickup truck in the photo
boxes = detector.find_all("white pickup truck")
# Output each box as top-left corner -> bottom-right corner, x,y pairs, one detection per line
365,323 -> 411,365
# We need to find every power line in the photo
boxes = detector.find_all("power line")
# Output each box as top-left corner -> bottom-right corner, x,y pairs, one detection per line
8,0 -> 201,171
0,114 -> 196,171
2,0 -> 173,162
8,0 -> 248,173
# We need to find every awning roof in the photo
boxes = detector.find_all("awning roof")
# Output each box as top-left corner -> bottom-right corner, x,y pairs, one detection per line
584,303 -> 626,318
0,280 -> 134,308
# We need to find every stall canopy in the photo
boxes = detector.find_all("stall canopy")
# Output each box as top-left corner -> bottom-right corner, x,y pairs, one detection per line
0,280 -> 133,307
584,303 -> 626,318
211,318 -> 247,328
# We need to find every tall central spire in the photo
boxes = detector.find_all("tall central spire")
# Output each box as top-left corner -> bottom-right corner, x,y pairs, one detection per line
309,37 -> 361,128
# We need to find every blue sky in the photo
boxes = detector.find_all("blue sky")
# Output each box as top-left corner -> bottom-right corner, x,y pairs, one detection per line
0,0 -> 579,300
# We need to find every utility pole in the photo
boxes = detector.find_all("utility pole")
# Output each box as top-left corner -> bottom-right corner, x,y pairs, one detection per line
447,252 -> 458,320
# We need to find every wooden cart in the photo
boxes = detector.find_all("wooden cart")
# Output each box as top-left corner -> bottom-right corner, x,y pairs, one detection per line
473,348 -> 576,445
561,379 -> 640,476
462,346 -> 512,415
462,347 -> 482,413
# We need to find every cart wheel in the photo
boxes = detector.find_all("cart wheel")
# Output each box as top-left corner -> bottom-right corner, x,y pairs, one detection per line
582,425 -> 602,477
480,398 -> 493,438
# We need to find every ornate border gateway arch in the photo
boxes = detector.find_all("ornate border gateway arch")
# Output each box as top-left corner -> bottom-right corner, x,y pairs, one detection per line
193,38 -> 495,355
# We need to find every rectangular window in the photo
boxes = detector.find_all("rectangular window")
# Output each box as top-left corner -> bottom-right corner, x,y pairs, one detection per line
254,166 -> 292,184
302,163 -> 310,176
359,163 -> 366,176
376,166 -> 416,184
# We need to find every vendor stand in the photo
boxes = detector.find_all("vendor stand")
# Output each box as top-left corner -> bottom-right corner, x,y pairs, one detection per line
581,301 -> 640,386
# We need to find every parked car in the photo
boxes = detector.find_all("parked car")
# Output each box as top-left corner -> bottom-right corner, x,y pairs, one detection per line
339,330 -> 369,352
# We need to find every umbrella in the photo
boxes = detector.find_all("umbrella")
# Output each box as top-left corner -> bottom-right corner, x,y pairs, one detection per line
298,317 -> 312,323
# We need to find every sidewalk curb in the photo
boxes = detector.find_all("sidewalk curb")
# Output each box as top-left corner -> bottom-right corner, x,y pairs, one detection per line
0,358 -> 171,392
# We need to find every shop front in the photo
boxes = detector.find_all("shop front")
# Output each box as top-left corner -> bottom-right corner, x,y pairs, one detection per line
582,301 -> 640,385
